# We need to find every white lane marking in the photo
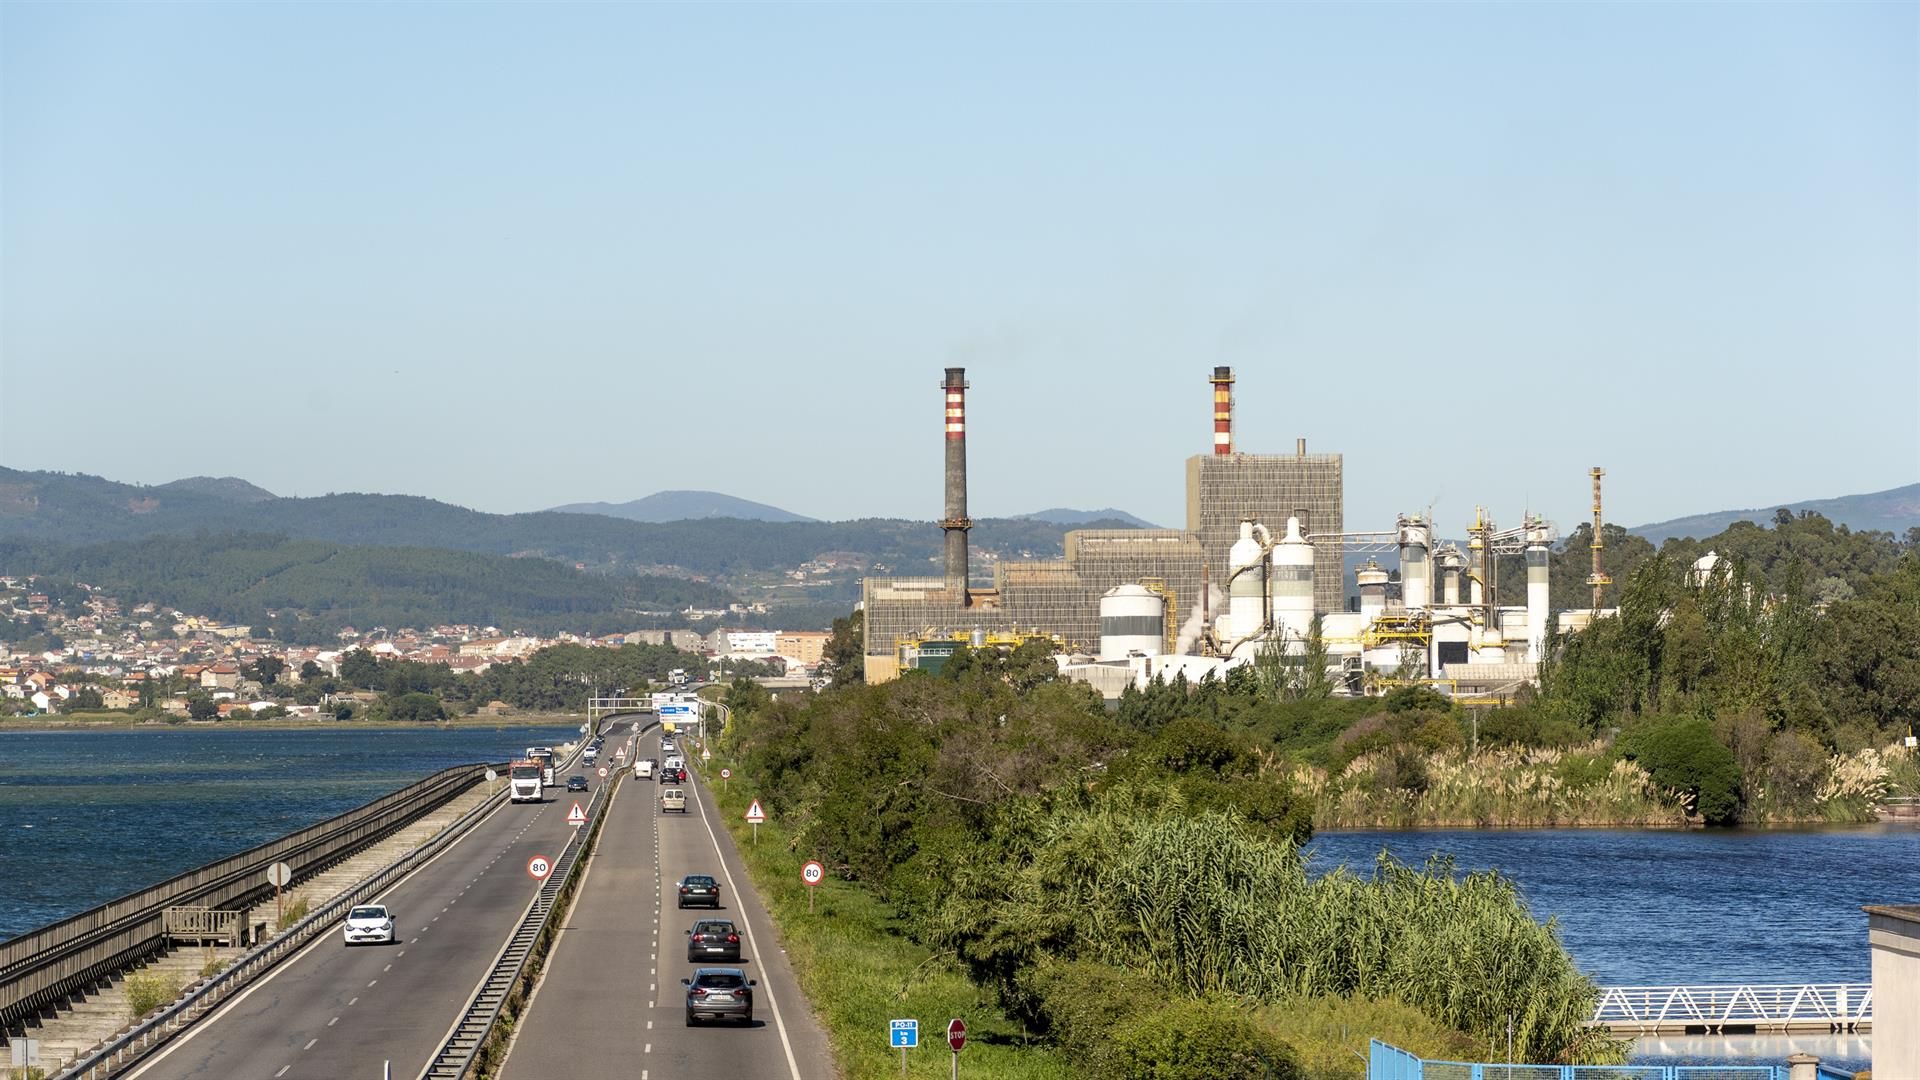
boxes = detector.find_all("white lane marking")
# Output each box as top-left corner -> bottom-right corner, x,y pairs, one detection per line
348,997 -> 358,1006
691,780 -> 804,1080
644,1042 -> 652,1053
383,964 -> 392,972
397,950 -> 406,957
123,790 -> 516,1079
303,1038 -> 317,1050
275,1067 -> 290,1077
328,1016 -> 339,1026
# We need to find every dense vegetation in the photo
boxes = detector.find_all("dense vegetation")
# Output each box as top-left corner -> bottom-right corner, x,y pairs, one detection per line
0,534 -> 736,644
719,664 -> 1619,1069
0,467 -> 1127,577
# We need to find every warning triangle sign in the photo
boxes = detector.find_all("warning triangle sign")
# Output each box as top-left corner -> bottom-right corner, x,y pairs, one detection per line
744,799 -> 767,823
566,801 -> 587,826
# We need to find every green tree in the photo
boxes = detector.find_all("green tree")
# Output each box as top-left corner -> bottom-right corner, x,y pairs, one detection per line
820,611 -> 864,688
246,656 -> 286,685
1620,717 -> 1742,825
186,696 -> 219,721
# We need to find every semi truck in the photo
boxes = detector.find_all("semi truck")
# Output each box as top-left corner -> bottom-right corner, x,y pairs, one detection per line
509,759 -> 544,803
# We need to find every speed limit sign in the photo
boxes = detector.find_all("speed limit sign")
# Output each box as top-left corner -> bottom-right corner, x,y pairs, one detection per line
527,855 -> 553,881
720,768 -> 732,780
801,860 -> 824,886
597,766 -> 608,778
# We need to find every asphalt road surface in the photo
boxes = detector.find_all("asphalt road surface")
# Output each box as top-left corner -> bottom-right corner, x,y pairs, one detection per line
125,731 -> 621,1080
499,728 -> 833,1080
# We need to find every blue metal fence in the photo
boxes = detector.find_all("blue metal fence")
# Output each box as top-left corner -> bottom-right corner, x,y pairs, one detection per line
1368,1040 -> 1821,1080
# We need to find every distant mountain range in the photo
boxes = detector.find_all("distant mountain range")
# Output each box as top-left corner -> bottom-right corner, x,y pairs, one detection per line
1630,483 -> 1920,545
546,490 -> 817,524
1013,508 -> 1164,529
153,475 -> 278,503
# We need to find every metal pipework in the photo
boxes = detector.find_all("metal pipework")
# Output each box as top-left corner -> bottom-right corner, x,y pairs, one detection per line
940,368 -> 971,600
1587,466 -> 1611,609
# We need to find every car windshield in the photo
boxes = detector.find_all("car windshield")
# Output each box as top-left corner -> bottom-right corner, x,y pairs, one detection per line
695,973 -> 745,989
349,907 -> 386,920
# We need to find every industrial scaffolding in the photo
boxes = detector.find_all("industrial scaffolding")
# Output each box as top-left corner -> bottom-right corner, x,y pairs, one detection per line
1184,452 -> 1346,615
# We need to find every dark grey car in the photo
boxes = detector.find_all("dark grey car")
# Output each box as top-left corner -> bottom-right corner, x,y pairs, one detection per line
682,967 -> 754,1025
686,919 -> 741,962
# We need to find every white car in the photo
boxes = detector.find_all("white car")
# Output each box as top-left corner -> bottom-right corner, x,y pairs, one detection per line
343,904 -> 395,946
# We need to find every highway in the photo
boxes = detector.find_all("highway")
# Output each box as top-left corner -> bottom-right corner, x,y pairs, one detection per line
498,727 -> 833,1080
124,731 -> 620,1080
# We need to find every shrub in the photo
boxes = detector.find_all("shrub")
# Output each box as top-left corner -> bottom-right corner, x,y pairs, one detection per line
1621,718 -> 1742,825
125,971 -> 182,1020
276,895 -> 311,932
1104,999 -> 1303,1080
1254,996 -> 1478,1080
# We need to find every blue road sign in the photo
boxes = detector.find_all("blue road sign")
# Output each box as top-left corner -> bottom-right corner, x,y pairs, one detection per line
889,1018 -> 919,1048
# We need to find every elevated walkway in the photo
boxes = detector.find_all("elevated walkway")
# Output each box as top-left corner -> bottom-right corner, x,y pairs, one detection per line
1589,984 -> 1872,1035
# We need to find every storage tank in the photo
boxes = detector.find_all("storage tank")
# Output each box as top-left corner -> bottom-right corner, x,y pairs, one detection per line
1269,515 -> 1315,652
1475,622 -> 1507,663
1436,546 -> 1465,607
1228,520 -> 1265,654
1525,518 -> 1552,662
1099,584 -> 1166,661
1397,515 -> 1432,611
1356,559 -> 1389,624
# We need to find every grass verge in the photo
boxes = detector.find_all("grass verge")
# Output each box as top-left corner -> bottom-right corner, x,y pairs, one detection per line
703,760 -> 1072,1079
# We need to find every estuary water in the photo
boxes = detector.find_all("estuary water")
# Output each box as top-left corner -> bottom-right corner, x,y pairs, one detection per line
1307,826 -> 1920,986
0,723 -> 581,940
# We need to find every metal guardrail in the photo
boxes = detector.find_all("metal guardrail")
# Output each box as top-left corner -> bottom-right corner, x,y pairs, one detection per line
1590,984 -> 1873,1033
419,719 -> 631,1080
55,773 -> 515,1080
1,760 -> 503,1036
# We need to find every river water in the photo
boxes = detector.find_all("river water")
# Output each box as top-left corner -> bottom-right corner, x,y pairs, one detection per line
0,724 -> 580,940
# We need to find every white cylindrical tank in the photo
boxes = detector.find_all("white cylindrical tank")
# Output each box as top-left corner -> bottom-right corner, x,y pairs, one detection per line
1525,520 -> 1551,662
1436,546 -> 1465,607
1398,515 -> 1432,611
1228,520 -> 1265,654
1269,515 -> 1315,653
1475,623 -> 1507,663
1099,584 -> 1166,661
1356,559 -> 1389,625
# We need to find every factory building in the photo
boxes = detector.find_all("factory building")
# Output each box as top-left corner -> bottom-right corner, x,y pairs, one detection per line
861,366 -> 1337,683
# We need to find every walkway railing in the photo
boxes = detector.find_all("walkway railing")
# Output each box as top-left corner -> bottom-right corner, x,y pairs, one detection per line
1369,1040 -> 1855,1080
1590,984 -> 1872,1033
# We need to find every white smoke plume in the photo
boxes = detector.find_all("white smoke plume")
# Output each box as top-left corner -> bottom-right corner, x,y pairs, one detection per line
1173,583 -> 1225,656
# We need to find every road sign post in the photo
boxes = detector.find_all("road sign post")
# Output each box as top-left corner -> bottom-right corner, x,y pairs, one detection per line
889,1019 -> 918,1076
720,766 -> 731,791
485,768 -> 497,796
266,861 -> 292,925
526,854 -> 552,882
566,801 -> 587,827
947,1017 -> 966,1079
802,859 -> 824,913
745,798 -> 766,846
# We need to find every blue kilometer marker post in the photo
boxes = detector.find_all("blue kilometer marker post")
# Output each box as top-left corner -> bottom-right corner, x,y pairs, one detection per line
890,1018 -> 919,1075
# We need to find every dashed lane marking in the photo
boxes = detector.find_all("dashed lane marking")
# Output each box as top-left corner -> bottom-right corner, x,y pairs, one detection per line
303,1039 -> 317,1051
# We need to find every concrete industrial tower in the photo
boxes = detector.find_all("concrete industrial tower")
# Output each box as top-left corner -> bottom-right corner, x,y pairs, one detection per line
941,368 -> 972,597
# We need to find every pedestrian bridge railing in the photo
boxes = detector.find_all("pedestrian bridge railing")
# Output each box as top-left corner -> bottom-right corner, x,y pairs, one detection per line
1369,1040 -> 1857,1080
1589,984 -> 1872,1034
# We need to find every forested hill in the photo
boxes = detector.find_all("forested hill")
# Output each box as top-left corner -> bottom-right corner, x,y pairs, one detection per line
0,534 -> 736,645
0,468 -> 1129,575
1631,482 -> 1920,545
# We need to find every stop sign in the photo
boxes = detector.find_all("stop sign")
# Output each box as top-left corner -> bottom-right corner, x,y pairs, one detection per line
947,1017 -> 966,1051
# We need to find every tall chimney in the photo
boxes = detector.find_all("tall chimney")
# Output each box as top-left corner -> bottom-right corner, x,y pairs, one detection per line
1210,366 -> 1234,455
1587,466 -> 1612,609
941,368 -> 972,600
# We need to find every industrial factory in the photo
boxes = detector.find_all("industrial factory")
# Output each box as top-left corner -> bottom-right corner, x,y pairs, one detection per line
860,367 -> 1613,699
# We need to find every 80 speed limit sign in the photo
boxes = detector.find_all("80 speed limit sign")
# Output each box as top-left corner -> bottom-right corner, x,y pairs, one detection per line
801,860 -> 825,887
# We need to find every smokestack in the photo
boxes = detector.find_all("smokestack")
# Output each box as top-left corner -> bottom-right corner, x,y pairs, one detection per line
1210,366 -> 1234,455
1587,467 -> 1611,609
941,368 -> 971,599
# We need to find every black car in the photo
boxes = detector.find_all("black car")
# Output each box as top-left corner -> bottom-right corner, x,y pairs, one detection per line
683,967 -> 754,1025
566,775 -> 589,792
686,919 -> 741,962
659,766 -> 686,784
676,874 -> 721,909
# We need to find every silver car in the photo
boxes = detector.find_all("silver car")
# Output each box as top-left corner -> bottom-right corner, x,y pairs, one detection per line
682,967 -> 755,1025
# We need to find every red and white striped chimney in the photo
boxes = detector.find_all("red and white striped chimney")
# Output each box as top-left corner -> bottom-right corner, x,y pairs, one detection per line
941,368 -> 971,597
1210,366 -> 1234,455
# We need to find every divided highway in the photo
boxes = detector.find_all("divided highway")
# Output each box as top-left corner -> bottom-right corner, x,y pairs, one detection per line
123,730 -> 626,1080
499,727 -> 832,1079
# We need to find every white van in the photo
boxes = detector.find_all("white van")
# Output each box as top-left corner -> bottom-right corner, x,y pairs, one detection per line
664,755 -> 685,773
635,758 -> 655,779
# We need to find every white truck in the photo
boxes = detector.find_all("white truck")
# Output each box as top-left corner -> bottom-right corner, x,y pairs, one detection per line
668,668 -> 688,687
509,760 -> 544,803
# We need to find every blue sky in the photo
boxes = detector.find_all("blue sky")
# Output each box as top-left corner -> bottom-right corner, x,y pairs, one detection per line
3,2 -> 1914,535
